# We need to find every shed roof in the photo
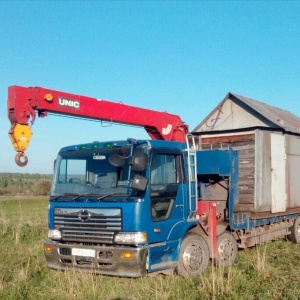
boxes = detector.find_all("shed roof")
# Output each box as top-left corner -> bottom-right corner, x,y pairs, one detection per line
192,92 -> 300,135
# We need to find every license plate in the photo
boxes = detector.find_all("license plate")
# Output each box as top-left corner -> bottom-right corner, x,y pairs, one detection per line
71,248 -> 95,257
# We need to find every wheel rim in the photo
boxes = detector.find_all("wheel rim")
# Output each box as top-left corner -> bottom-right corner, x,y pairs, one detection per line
296,222 -> 300,240
218,238 -> 235,263
182,243 -> 205,272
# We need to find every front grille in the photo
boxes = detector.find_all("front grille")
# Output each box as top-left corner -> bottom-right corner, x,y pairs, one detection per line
54,207 -> 122,244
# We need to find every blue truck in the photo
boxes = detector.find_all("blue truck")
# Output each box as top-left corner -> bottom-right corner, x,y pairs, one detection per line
7,86 -> 300,277
44,138 -> 236,277
43,137 -> 300,277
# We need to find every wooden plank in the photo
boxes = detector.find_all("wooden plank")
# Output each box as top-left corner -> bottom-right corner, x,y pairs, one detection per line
239,189 -> 254,195
234,203 -> 255,212
239,172 -> 255,177
239,181 -> 254,186
238,194 -> 254,204
239,164 -> 255,170
201,134 -> 255,144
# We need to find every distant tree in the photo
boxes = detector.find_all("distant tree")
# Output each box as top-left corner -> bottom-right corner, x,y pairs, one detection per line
0,177 -> 8,188
5,185 -> 20,195
32,179 -> 52,195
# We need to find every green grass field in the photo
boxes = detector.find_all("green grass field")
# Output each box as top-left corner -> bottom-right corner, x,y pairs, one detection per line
0,197 -> 300,300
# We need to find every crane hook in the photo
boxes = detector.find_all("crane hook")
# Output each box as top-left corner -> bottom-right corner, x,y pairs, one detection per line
15,152 -> 28,167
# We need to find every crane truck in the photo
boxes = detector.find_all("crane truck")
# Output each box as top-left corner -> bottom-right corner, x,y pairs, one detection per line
7,85 -> 300,277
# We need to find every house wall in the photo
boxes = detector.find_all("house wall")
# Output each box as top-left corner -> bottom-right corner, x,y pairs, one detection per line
286,135 -> 300,208
199,132 -> 257,212
194,100 -> 267,132
196,130 -> 300,214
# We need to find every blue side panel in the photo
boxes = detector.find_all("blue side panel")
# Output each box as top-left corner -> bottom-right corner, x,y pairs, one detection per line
196,150 -> 232,176
228,150 -> 239,228
148,239 -> 180,272
231,212 -> 300,230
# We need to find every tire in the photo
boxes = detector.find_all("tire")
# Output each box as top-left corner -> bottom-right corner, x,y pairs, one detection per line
176,233 -> 209,276
288,216 -> 300,244
214,232 -> 238,267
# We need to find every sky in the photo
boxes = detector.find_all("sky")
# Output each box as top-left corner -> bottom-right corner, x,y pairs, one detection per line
0,0 -> 300,174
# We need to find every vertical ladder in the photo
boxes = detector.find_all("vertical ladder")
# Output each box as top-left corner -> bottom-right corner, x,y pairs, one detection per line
186,134 -> 198,217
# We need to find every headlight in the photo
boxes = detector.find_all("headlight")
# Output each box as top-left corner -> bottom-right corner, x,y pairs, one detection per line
115,232 -> 147,244
48,229 -> 62,240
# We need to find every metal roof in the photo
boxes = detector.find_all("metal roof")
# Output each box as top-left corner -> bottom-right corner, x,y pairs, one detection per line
193,92 -> 300,135
230,93 -> 300,134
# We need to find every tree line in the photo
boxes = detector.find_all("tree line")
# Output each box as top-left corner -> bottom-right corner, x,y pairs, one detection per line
0,173 -> 52,196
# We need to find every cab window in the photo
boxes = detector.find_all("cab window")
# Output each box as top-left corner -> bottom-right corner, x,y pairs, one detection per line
150,154 -> 183,221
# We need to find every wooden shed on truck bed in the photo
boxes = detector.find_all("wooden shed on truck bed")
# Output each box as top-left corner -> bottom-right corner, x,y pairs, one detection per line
192,92 -> 300,215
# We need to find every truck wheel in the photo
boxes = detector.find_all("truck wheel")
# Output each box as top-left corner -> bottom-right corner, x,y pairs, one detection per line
177,233 -> 209,276
214,232 -> 238,267
288,216 -> 300,244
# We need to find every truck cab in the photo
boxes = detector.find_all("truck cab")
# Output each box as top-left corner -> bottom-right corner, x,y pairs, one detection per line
44,138 -> 199,277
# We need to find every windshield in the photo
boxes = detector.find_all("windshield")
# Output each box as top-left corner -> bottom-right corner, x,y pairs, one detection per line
51,145 -> 147,199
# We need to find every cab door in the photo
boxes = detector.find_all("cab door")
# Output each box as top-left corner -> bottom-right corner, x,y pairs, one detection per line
147,151 -> 186,270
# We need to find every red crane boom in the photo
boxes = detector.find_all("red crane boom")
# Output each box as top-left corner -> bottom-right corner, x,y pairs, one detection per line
7,85 -> 189,166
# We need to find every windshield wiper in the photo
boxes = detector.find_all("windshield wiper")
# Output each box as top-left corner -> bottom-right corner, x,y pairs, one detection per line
52,192 -> 130,202
50,193 -> 80,202
50,193 -> 95,202
72,193 -> 102,201
97,192 -> 128,201
50,195 -> 63,202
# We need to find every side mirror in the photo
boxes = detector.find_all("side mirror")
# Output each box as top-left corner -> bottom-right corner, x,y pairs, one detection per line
132,174 -> 148,191
108,153 -> 125,167
130,153 -> 148,172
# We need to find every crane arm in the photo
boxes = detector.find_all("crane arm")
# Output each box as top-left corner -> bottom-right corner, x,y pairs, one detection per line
7,85 -> 188,166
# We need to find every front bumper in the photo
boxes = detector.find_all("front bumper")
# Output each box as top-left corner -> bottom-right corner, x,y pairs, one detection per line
44,240 -> 148,277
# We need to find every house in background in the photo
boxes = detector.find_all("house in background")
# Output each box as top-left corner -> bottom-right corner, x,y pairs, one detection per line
192,92 -> 300,215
